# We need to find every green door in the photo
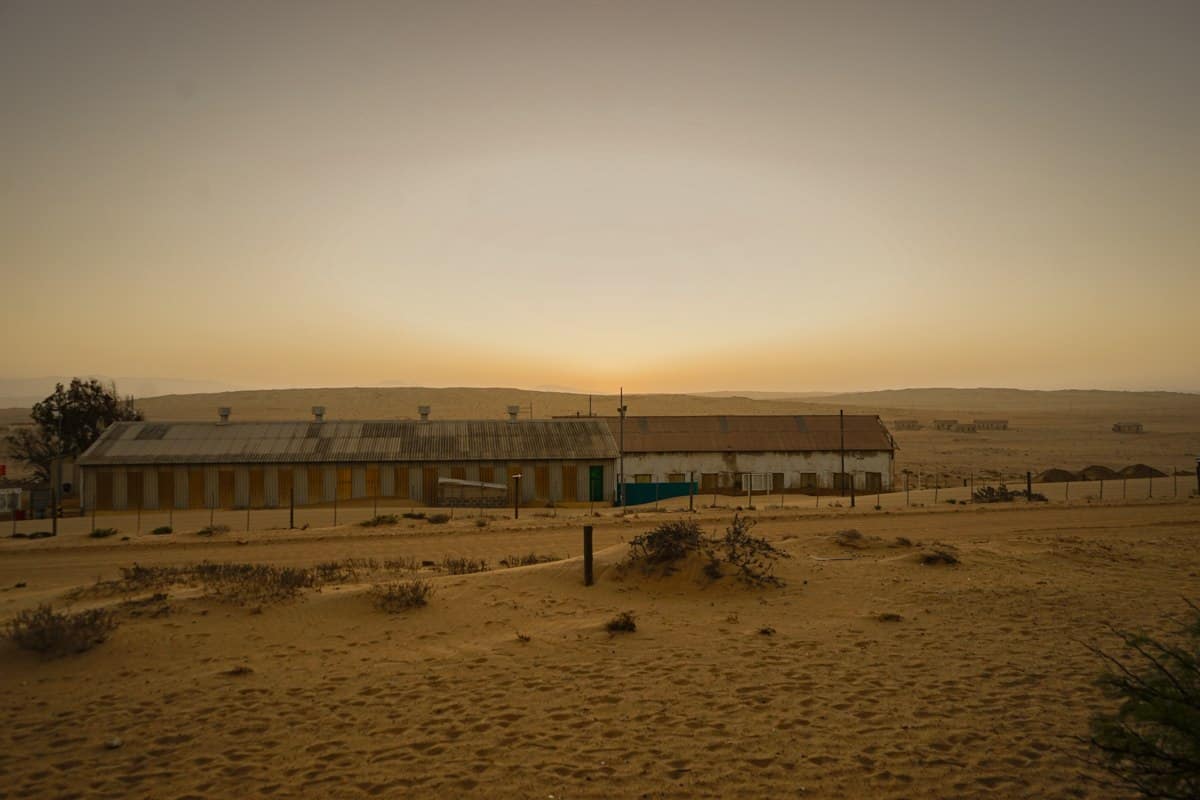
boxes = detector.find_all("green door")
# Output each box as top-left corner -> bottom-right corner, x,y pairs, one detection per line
588,465 -> 604,502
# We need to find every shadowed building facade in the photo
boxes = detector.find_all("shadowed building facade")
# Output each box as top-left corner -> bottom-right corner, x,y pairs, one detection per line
77,415 -> 618,511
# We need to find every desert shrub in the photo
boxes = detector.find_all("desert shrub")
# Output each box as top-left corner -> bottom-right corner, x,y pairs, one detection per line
11,530 -> 55,540
834,529 -> 866,548
627,520 -> 706,566
625,515 -> 789,585
402,511 -> 426,520
360,514 -> 401,527
758,626 -> 776,636
427,513 -> 451,525
194,563 -> 314,603
383,556 -> 421,572
89,527 -> 119,539
442,557 -> 488,575
499,553 -> 561,568
1086,601 -> 1200,799
197,524 -> 230,537
894,536 -> 913,547
370,580 -> 434,612
920,550 -> 960,566
475,517 -> 489,528
150,525 -> 173,535
5,604 -> 119,656
605,611 -> 637,633
710,514 -> 790,587
877,613 -> 903,623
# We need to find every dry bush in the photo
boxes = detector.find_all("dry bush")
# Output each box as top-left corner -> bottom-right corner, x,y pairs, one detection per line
196,524 -> 230,537
442,557 -> 488,575
427,513 -> 451,525
401,511 -> 426,520
89,527 -> 119,539
625,515 -> 789,586
606,611 -> 637,633
920,550 -> 960,566
833,529 -> 867,548
627,520 -> 706,566
6,604 -> 119,656
383,556 -> 421,572
877,612 -> 904,622
499,553 -> 561,568
360,514 -> 401,527
475,517 -> 489,528
150,525 -> 173,535
370,580 -> 434,612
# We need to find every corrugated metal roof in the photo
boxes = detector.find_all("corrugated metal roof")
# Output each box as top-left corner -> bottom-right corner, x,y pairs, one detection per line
600,415 -> 894,453
78,419 -> 619,466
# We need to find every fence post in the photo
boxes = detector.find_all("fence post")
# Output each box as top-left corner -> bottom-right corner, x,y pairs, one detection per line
1026,471 -> 1032,502
1099,479 -> 1104,501
583,525 -> 594,586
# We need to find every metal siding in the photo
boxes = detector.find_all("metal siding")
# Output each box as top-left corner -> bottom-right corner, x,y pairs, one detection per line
114,469 -> 127,510
144,468 -> 158,509
78,419 -> 619,466
235,467 -> 250,508
380,465 -> 395,497
352,466 -> 366,499
264,466 -> 278,508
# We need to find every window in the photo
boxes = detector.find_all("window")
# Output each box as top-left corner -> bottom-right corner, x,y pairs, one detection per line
700,473 -> 718,492
799,472 -> 818,489
634,474 -> 652,484
667,472 -> 685,483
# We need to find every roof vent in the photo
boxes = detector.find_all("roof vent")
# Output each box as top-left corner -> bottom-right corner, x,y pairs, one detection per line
218,407 -> 231,423
312,406 -> 325,423
418,405 -> 430,422
506,405 -> 520,422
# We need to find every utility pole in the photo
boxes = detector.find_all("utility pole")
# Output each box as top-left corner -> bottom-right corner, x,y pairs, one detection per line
618,388 -> 627,512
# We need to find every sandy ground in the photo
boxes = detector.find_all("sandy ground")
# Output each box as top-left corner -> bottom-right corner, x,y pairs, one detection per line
3,494 -> 1199,799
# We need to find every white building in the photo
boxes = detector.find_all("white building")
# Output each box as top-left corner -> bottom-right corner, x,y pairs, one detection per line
601,415 -> 896,494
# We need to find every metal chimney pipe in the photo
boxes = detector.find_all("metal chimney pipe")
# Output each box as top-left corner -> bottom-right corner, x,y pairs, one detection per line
218,407 -> 231,423
506,405 -> 520,422
312,406 -> 325,423
418,405 -> 430,422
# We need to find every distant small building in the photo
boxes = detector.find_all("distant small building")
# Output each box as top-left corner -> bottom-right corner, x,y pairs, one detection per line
1112,422 -> 1144,433
974,419 -> 1009,430
951,423 -> 978,434
892,419 -> 921,431
932,419 -> 958,431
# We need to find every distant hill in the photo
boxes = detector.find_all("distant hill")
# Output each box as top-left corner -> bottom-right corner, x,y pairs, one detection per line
0,376 -> 241,409
818,387 -> 1200,415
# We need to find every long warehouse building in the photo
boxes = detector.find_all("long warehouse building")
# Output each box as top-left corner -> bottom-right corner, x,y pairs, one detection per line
77,408 -> 618,511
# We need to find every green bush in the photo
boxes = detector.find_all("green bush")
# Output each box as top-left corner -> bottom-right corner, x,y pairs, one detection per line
89,527 -> 119,539
1087,601 -> 1200,799
5,604 -> 119,656
196,524 -> 230,536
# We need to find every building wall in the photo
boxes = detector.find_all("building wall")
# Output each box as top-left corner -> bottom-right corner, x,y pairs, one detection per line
618,450 -> 893,491
82,459 -> 617,511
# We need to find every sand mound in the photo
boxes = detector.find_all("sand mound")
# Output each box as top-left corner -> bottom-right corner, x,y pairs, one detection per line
1119,464 -> 1167,479
1078,465 -> 1119,481
1035,468 -> 1078,483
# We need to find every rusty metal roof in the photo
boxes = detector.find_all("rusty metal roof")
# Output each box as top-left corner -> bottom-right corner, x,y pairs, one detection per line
599,415 -> 894,453
78,419 -> 618,466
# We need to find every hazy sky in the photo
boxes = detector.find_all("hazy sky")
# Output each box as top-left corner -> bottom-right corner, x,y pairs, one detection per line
2,0 -> 1197,393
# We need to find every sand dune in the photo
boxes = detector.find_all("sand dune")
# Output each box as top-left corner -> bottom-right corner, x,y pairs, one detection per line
3,499 -> 1199,798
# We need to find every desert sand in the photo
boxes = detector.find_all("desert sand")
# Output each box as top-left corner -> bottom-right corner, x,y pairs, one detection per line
3,490 -> 1199,799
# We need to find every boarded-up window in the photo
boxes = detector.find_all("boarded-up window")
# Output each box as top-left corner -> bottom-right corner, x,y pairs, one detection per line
218,470 -> 235,507
535,465 -> 549,498
799,472 -> 818,489
158,470 -> 175,508
278,467 -> 294,505
561,465 -> 577,502
395,466 -> 410,499
479,466 -> 494,484
668,473 -> 685,483
700,473 -> 718,492
249,469 -> 265,507
127,470 -> 144,508
336,467 -> 352,500
189,469 -> 206,508
422,467 -> 438,504
95,470 -> 114,510
307,467 -> 323,504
